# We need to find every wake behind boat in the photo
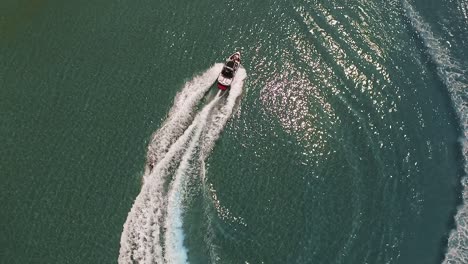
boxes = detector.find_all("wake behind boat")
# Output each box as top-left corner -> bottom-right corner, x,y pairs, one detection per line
217,52 -> 241,90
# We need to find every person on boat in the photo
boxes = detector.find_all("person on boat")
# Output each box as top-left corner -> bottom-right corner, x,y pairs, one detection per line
231,54 -> 240,62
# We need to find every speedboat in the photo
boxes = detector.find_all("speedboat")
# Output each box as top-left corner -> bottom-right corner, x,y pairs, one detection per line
217,52 -> 241,90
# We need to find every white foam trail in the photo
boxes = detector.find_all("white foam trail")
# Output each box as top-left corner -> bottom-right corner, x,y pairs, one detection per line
119,65 -> 221,264
147,63 -> 223,172
164,67 -> 247,262
120,65 -> 247,264
202,68 -> 247,161
163,69 -> 247,263
403,1 -> 468,263
164,96 -> 222,264
119,109 -> 201,264
200,68 -> 247,263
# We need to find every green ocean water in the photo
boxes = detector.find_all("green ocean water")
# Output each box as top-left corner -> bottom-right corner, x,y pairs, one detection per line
1,0 -> 467,263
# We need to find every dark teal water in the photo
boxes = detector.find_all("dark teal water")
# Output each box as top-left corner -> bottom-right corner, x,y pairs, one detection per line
1,0 -> 467,263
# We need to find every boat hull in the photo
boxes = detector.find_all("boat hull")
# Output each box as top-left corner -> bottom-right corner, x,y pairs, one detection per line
217,52 -> 241,90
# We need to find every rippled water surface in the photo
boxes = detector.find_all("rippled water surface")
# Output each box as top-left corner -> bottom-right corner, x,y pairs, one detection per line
1,0 -> 467,263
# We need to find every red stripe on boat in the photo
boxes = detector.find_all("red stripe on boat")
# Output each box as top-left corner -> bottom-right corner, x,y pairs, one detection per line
217,83 -> 228,90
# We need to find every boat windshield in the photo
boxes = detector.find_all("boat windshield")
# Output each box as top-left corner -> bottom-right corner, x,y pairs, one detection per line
221,67 -> 234,78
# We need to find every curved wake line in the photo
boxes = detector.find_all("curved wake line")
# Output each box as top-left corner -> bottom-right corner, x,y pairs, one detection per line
146,63 -> 223,175
202,69 -> 247,161
164,69 -> 247,263
119,66 -> 221,264
120,103 -> 204,264
164,95 -> 222,264
119,65 -> 247,264
403,1 -> 468,263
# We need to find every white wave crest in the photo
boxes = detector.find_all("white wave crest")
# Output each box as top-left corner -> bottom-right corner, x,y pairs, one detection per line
403,1 -> 468,263
147,63 -> 223,174
164,96 -> 222,264
119,65 -> 247,264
